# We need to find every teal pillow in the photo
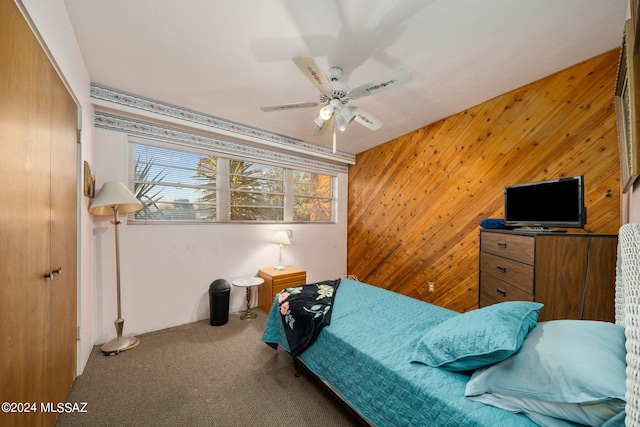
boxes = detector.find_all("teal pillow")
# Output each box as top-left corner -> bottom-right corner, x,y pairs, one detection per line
465,320 -> 626,426
411,301 -> 542,371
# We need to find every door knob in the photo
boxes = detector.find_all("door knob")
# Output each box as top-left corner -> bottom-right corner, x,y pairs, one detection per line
45,267 -> 62,280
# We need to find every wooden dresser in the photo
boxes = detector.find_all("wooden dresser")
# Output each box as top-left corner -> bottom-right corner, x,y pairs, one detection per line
479,229 -> 617,322
258,266 -> 307,314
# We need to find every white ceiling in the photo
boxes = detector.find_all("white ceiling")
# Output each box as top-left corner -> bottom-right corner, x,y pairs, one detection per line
63,0 -> 629,155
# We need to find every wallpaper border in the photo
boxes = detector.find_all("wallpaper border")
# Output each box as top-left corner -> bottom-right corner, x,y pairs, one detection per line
94,111 -> 349,174
90,83 -> 355,166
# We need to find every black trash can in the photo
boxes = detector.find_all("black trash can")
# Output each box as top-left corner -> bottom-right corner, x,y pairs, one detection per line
209,279 -> 231,326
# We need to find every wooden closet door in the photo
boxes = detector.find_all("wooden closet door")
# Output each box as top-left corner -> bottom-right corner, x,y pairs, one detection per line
45,62 -> 78,423
0,1 -> 78,426
0,2 -> 52,426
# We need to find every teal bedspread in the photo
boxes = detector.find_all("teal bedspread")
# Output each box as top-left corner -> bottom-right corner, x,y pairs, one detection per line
261,279 -> 537,427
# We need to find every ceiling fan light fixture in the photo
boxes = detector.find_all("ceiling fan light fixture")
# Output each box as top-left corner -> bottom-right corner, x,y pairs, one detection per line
319,104 -> 334,120
262,57 -> 412,144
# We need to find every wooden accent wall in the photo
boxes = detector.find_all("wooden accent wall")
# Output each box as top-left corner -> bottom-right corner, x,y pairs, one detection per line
347,50 -> 621,313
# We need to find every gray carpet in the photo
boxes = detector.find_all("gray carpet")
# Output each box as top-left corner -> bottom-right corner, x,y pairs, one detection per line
56,310 -> 361,427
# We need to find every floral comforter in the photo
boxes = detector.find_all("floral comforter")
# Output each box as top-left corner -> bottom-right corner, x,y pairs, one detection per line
276,279 -> 340,357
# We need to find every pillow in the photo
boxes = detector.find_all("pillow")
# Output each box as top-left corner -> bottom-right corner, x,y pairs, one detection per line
411,301 -> 542,371
479,218 -> 507,229
465,320 -> 626,426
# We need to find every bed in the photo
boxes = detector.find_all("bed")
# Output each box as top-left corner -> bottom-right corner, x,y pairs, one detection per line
262,224 -> 640,427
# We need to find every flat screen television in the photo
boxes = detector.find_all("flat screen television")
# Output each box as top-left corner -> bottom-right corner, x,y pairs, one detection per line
504,176 -> 586,230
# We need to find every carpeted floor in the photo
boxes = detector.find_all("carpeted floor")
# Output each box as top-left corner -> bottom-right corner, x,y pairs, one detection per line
56,310 -> 361,427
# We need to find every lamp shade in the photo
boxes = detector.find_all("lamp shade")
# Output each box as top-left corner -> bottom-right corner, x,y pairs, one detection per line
340,106 -> 356,124
89,181 -> 143,215
272,231 -> 291,245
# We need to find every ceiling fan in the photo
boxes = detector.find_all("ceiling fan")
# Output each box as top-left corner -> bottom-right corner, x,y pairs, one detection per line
261,56 -> 412,153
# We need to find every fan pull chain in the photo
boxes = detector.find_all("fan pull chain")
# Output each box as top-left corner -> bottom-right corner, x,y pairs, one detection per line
332,127 -> 337,154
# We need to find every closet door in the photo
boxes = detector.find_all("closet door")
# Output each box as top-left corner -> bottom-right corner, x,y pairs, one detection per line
0,2 -> 52,425
45,63 -> 78,420
0,1 -> 78,426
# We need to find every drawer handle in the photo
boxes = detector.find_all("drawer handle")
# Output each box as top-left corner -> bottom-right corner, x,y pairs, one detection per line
497,242 -> 507,249
496,265 -> 507,273
496,288 -> 507,297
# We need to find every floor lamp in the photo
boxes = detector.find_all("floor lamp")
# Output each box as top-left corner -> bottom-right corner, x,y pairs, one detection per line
89,181 -> 143,355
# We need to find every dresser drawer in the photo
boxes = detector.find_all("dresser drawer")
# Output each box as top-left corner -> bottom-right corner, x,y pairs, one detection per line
480,252 -> 534,293
481,232 -> 535,264
271,271 -> 306,289
258,266 -> 307,314
272,277 -> 306,295
479,272 -> 534,307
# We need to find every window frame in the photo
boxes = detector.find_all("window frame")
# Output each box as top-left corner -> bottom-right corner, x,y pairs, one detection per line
128,137 -> 336,224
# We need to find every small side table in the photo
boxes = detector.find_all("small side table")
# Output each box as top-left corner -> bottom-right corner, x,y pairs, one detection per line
232,277 -> 264,320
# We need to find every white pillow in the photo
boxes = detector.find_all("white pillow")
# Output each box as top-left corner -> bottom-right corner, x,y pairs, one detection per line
465,320 -> 626,426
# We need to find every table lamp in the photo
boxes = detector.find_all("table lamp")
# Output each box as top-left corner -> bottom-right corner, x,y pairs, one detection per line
272,231 -> 291,270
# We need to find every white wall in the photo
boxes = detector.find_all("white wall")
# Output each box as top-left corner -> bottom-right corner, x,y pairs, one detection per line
93,128 -> 348,343
624,0 -> 640,224
19,0 -> 96,374
627,182 -> 640,223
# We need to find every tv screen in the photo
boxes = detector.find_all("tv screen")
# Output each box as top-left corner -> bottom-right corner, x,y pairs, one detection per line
504,176 -> 586,229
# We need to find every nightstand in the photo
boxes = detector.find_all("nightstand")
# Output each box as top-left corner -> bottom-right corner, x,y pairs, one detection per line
258,266 -> 306,314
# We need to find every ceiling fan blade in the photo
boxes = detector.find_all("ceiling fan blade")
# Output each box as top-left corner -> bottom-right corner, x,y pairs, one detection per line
350,107 -> 383,131
292,56 -> 332,93
349,68 -> 412,99
260,101 -> 318,112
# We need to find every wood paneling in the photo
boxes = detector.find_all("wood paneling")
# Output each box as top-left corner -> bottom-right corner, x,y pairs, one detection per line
347,50 -> 621,313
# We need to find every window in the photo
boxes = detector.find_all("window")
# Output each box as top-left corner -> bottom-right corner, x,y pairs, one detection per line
229,160 -> 284,221
133,144 -> 217,221
293,170 -> 333,222
130,141 -> 335,223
